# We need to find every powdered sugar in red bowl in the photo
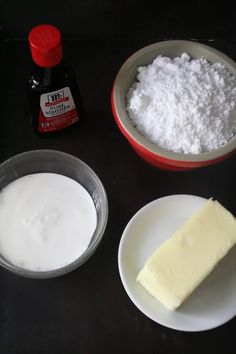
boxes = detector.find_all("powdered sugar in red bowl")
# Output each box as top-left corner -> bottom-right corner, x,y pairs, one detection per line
111,40 -> 236,170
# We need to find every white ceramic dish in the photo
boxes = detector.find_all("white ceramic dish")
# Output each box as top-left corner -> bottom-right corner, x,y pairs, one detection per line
118,194 -> 236,332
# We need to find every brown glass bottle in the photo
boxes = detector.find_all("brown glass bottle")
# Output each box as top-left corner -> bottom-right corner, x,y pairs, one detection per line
27,24 -> 81,135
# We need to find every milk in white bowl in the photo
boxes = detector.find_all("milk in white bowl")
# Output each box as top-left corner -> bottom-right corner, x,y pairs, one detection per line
0,173 -> 97,271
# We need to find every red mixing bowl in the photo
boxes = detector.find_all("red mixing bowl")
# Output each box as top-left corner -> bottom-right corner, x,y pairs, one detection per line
111,40 -> 236,171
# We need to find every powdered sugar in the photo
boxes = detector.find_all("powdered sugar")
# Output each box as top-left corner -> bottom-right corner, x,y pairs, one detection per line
127,53 -> 236,154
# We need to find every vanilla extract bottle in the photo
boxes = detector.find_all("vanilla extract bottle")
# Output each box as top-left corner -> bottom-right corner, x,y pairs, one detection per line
28,24 -> 81,135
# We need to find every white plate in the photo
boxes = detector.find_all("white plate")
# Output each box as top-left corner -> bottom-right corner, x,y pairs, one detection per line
118,194 -> 236,332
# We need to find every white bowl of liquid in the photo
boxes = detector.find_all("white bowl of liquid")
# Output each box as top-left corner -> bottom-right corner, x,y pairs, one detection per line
0,150 -> 108,278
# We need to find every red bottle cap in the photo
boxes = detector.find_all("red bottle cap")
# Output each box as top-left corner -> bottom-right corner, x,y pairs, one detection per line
29,24 -> 63,67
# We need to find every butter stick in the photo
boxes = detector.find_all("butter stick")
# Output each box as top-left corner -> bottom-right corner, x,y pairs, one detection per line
137,199 -> 236,311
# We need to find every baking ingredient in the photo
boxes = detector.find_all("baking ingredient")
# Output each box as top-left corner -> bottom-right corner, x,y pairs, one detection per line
28,24 -> 81,134
127,53 -> 236,154
137,199 -> 236,311
0,173 -> 97,271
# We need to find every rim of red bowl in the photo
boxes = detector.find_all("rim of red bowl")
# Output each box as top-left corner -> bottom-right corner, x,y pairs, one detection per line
111,40 -> 236,167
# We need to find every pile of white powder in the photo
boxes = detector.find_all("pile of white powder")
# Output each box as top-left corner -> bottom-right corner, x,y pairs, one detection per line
127,53 -> 236,154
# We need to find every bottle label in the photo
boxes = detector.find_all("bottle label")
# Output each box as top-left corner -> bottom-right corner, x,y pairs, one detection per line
39,86 -> 79,132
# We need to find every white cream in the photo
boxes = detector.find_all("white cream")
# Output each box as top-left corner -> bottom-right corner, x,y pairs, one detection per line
0,173 -> 97,271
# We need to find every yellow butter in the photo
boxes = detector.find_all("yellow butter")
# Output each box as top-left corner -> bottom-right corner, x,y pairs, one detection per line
137,199 -> 236,311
